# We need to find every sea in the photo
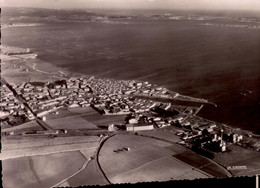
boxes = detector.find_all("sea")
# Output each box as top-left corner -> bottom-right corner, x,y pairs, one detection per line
2,7 -> 260,134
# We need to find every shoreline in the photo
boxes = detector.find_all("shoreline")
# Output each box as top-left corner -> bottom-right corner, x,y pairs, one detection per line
1,45 -> 259,138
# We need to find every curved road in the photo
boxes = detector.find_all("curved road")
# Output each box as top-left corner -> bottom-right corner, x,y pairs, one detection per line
94,133 -> 117,185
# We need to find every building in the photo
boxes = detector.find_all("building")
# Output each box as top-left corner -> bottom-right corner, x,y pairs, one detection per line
126,123 -> 154,131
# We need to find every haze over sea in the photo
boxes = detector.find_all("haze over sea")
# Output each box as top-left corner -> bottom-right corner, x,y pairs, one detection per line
2,8 -> 260,134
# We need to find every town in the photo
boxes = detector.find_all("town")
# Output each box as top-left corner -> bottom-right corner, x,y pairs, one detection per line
1,76 -> 260,158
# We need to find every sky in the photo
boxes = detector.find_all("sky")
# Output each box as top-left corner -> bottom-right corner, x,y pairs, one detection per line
1,0 -> 260,11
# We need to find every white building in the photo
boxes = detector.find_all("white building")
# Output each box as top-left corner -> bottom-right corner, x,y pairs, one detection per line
126,124 -> 154,131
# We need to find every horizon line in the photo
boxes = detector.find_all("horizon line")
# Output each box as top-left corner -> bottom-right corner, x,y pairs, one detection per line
2,6 -> 260,14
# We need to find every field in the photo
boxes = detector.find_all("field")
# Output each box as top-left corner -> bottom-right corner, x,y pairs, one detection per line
46,116 -> 98,129
46,107 -> 126,129
1,121 -> 43,133
138,127 -> 182,143
1,59 -> 60,85
2,151 -> 86,188
229,155 -> 260,176
174,151 -> 231,178
45,107 -> 94,120
99,133 -> 213,183
212,144 -> 260,176
79,110 -> 126,127
99,134 -> 174,178
0,135 -> 100,160
110,156 -> 211,183
66,160 -> 108,186
213,144 -> 260,166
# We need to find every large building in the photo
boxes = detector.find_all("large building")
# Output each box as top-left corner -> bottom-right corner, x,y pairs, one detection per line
126,123 -> 154,131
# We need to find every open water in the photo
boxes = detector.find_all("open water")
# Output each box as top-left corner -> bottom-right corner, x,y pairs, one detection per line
2,8 -> 260,133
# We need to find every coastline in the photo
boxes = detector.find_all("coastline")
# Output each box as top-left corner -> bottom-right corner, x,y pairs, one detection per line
1,45 -> 260,186
1,45 -> 260,140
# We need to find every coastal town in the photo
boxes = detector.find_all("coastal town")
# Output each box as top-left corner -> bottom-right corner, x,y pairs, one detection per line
1,3 -> 260,187
1,74 -> 260,158
1,37 -> 260,188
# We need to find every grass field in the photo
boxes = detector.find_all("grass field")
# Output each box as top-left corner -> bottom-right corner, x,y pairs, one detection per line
174,151 -> 231,178
46,116 -> 98,129
110,156 -> 210,184
1,121 -> 43,133
80,112 -> 126,127
213,144 -> 260,166
211,144 -> 260,176
45,107 -> 94,120
1,136 -> 100,160
2,157 -> 41,188
138,127 -> 182,143
99,134 -> 174,179
2,151 -> 86,188
227,154 -> 260,176
99,133 -> 212,183
67,159 -> 108,186
45,106 -> 126,129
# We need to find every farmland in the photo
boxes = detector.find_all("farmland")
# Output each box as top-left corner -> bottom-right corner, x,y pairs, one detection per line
46,116 -> 98,130
110,156 -> 210,184
45,107 -> 95,120
1,121 -> 43,133
99,133 -> 207,182
2,151 -> 87,188
45,106 -> 126,129
137,127 -> 182,143
0,135 -> 100,160
66,159 -> 108,186
212,144 -> 260,176
173,151 -> 231,178
98,133 -> 231,183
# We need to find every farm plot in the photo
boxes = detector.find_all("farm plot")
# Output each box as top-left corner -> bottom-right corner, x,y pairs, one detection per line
46,116 -> 98,129
138,128 -> 182,143
1,136 -> 100,160
110,156 -> 210,184
68,107 -> 95,114
213,144 -> 260,166
1,121 -> 43,133
2,136 -> 100,150
46,107 -> 94,120
30,151 -> 86,187
1,136 -> 48,148
227,154 -> 260,176
174,151 -> 230,178
67,159 -> 108,186
2,151 -> 86,188
2,157 -> 41,188
80,113 -> 126,127
47,107 -> 127,128
99,134 -> 178,179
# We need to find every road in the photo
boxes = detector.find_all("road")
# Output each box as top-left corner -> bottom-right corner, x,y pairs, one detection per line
93,134 -> 116,185
50,133 -> 116,187
1,77 -> 34,113
2,76 -> 58,131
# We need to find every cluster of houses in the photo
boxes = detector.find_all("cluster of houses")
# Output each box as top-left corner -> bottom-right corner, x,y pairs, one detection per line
0,84 -> 29,126
1,76 -> 177,124
2,75 -> 250,154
